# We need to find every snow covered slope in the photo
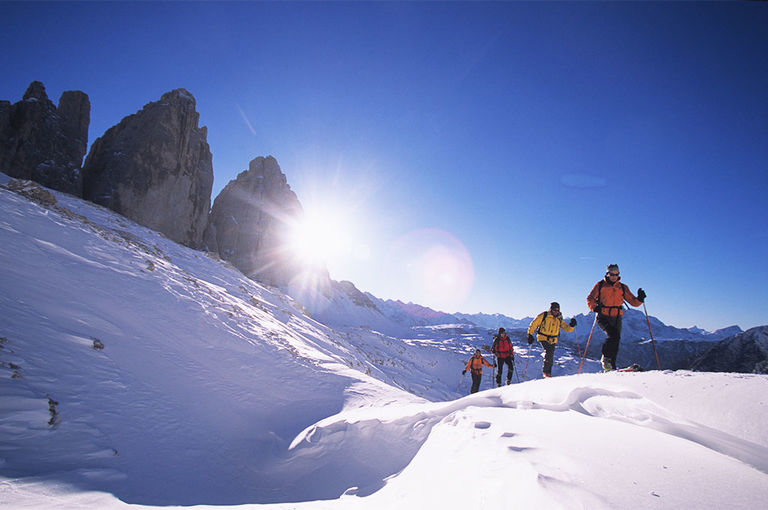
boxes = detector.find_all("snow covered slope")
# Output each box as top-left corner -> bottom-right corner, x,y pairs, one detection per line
0,176 -> 424,504
2,174 -> 767,509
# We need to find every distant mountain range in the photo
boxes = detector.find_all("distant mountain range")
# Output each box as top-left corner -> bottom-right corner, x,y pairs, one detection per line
691,326 -> 768,374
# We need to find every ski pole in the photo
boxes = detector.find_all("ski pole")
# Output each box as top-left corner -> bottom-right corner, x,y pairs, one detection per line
643,302 -> 662,370
458,371 -> 465,392
523,355 -> 529,381
487,340 -> 495,390
578,313 -> 598,374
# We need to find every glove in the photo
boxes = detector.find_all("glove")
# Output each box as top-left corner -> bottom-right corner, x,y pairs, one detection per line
637,288 -> 646,302
462,370 -> 466,375
527,334 -> 534,344
570,318 -> 577,327
593,305 -> 601,314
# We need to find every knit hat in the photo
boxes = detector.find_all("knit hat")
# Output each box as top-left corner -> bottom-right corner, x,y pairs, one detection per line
498,327 -> 506,335
550,302 -> 560,310
606,264 -> 620,274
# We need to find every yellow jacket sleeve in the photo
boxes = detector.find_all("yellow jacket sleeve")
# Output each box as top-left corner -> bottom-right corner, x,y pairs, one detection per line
559,319 -> 574,333
527,312 -> 545,335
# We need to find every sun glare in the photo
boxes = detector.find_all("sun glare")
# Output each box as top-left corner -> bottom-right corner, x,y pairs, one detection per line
288,208 -> 355,270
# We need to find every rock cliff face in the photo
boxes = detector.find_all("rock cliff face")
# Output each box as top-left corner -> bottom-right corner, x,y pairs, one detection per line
82,89 -> 213,249
0,81 -> 90,195
209,156 -> 304,286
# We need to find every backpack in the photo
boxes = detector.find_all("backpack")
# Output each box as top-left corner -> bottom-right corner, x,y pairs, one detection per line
492,335 -> 513,358
534,311 -> 548,336
597,279 -> 627,314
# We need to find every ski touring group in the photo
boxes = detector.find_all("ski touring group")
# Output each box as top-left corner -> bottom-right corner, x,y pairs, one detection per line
462,263 -> 650,394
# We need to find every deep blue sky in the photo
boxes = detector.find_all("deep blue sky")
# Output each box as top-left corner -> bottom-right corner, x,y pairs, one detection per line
2,1 -> 766,331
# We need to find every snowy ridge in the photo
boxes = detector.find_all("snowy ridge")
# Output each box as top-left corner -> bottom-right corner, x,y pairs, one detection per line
454,311 -> 534,331
1,174 -> 767,509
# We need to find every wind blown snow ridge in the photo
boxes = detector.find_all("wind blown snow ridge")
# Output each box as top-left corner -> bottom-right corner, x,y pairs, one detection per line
1,175 -> 768,509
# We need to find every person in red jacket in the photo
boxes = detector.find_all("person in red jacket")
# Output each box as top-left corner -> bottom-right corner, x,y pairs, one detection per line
587,264 -> 646,371
491,327 -> 514,386
463,349 -> 494,394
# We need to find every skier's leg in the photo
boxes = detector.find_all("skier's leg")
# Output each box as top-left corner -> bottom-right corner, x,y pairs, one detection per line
538,341 -> 551,375
470,373 -> 481,393
542,342 -> 555,376
599,315 -> 622,369
610,316 -> 623,367
597,315 -> 617,370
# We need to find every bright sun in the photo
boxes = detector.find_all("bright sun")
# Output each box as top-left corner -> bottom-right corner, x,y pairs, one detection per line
288,208 -> 355,270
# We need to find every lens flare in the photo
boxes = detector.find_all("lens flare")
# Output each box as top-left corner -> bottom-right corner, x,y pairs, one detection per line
388,228 -> 474,311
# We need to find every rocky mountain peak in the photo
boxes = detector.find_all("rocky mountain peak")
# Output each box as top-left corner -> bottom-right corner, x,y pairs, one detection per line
248,155 -> 286,181
161,88 -> 196,104
0,81 -> 90,196
337,281 -> 377,309
81,88 -> 213,249
22,81 -> 50,103
208,156 -> 304,287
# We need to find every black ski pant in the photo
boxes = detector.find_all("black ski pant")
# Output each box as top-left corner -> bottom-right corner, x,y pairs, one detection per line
470,372 -> 482,394
597,314 -> 623,368
496,356 -> 514,385
538,341 -> 556,375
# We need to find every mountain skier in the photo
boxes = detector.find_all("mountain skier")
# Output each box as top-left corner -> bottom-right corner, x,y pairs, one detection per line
491,327 -> 514,386
527,302 -> 576,378
587,263 -> 646,372
462,349 -> 494,394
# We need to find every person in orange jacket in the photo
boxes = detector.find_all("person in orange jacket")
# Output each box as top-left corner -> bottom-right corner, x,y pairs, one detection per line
462,349 -> 494,394
587,263 -> 646,371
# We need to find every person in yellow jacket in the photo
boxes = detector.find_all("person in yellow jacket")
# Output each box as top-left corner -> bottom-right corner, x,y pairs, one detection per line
462,349 -> 494,394
527,302 -> 576,378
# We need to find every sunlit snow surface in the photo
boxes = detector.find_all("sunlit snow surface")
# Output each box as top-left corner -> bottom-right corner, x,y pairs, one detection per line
1,174 -> 767,509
